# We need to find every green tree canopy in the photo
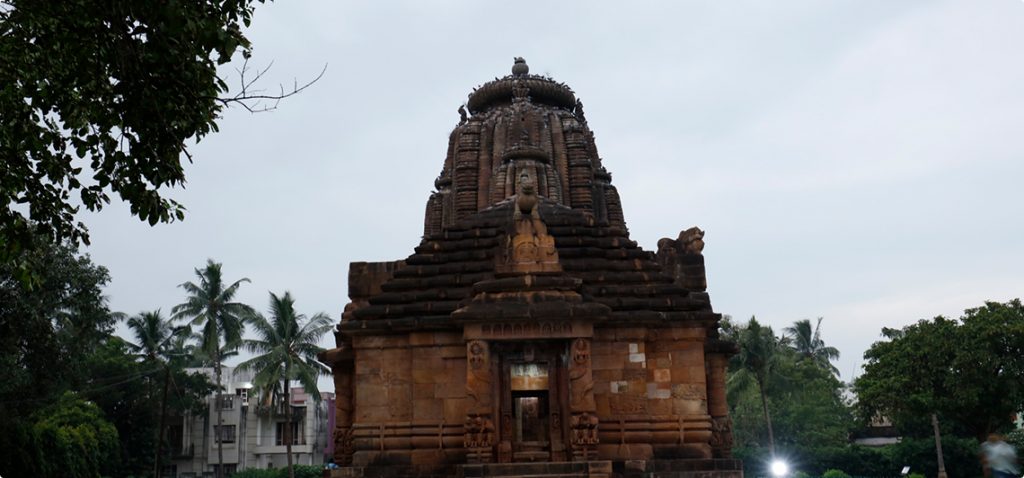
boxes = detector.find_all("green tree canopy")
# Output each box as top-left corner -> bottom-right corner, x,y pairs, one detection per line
0,241 -> 114,418
172,259 -> 254,478
0,0 -> 319,283
729,318 -> 852,466
237,291 -> 332,478
853,303 -> 1024,441
0,242 -> 215,478
30,392 -> 121,478
783,317 -> 841,377
125,309 -> 196,478
728,316 -> 785,456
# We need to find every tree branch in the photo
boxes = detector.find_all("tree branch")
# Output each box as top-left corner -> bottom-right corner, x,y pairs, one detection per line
212,59 -> 327,113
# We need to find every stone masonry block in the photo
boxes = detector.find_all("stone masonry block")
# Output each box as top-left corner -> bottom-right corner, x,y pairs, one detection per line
413,382 -> 435,399
413,398 -> 444,421
443,398 -> 466,423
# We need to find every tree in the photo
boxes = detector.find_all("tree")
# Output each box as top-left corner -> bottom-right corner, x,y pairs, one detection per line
729,316 -> 784,456
783,317 -> 841,377
237,291 -> 332,478
79,335 -> 162,477
171,260 -> 254,478
951,300 -> 1024,440
727,319 -> 858,476
125,310 -> 192,478
30,392 -> 121,478
856,302 -> 1024,446
0,1 -> 322,283
855,317 -> 961,478
0,240 -> 114,429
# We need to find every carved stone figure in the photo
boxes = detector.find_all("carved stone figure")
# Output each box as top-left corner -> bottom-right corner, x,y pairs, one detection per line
465,415 -> 496,448
656,226 -> 709,292
568,338 -> 596,412
570,412 -> 600,446
515,171 -> 538,216
680,226 -> 705,255
710,416 -> 734,458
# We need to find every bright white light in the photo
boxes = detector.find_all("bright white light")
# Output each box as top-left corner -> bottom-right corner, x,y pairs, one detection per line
770,460 -> 789,477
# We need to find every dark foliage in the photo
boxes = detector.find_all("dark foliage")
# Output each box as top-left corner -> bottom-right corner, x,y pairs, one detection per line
0,0 -> 269,282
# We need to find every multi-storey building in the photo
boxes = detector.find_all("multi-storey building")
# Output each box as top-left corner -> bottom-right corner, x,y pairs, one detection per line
164,366 -> 334,478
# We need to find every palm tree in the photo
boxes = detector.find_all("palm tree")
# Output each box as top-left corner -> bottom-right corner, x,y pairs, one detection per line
171,260 -> 254,478
236,291 -> 333,478
783,317 -> 840,377
729,316 -> 783,456
125,310 -> 191,478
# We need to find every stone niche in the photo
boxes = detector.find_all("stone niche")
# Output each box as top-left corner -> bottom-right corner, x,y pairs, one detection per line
319,59 -> 742,478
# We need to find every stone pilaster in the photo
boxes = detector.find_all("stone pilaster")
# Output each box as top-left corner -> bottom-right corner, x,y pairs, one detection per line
569,337 -> 599,461
705,340 -> 736,458
318,344 -> 355,465
465,340 -> 494,463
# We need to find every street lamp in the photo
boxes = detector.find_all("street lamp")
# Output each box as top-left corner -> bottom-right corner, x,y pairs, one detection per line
770,459 -> 789,478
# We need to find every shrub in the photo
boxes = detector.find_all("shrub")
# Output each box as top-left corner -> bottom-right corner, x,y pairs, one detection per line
230,468 -> 276,478
231,465 -> 325,478
822,469 -> 850,478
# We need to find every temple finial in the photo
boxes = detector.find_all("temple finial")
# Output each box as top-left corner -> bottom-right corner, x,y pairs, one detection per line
512,57 -> 529,76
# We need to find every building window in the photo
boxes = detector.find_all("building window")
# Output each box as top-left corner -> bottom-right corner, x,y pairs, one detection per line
217,394 -> 234,410
167,424 -> 186,456
275,421 -> 305,445
212,464 -> 236,476
214,425 -> 236,443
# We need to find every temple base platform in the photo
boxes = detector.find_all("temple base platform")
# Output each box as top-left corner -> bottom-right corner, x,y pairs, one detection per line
329,459 -> 742,478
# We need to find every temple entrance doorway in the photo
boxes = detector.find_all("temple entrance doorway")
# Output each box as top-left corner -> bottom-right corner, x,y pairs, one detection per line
496,342 -> 569,463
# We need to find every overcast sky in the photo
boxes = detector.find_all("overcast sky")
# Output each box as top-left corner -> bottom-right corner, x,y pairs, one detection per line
88,1 -> 1024,389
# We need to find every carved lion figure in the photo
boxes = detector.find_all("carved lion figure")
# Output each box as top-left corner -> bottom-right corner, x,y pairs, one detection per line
678,226 -> 705,255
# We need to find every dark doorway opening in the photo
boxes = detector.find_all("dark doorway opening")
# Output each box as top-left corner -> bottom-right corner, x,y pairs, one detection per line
513,390 -> 550,446
495,342 -> 568,463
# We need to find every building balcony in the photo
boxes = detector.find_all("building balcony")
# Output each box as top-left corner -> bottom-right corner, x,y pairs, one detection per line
172,443 -> 195,458
255,402 -> 307,419
253,444 -> 314,455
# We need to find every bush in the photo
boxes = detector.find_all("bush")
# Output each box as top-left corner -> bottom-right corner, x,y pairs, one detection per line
230,469 -> 275,478
822,469 -> 850,478
292,465 -> 326,478
1006,428 -> 1024,450
884,436 -> 982,478
231,465 -> 325,478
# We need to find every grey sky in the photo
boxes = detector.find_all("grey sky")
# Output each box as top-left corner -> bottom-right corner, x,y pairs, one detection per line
90,1 -> 1024,388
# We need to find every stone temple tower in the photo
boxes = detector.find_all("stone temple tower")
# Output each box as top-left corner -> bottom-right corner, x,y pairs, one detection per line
319,58 -> 742,478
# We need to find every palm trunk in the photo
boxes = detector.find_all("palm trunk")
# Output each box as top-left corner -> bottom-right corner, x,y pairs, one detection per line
758,379 -> 776,457
154,364 -> 171,478
284,377 -> 294,478
932,413 -> 948,478
215,348 -> 224,478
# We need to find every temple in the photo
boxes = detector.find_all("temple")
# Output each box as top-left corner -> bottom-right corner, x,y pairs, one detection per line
319,58 -> 742,478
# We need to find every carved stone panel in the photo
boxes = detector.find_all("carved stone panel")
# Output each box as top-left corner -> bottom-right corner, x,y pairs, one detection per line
568,338 -> 599,460
466,340 -> 493,414
465,340 -> 495,462
568,338 -> 596,412
709,416 -> 734,459
465,320 -> 592,340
